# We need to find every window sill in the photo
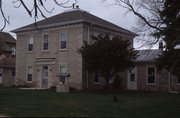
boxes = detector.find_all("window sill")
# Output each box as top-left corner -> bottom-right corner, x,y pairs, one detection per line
146,83 -> 156,85
94,82 -> 100,85
59,49 -> 68,52
26,51 -> 34,54
42,50 -> 49,52
26,81 -> 32,83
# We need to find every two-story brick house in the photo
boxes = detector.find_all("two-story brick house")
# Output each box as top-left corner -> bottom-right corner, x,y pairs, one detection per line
0,32 -> 16,87
12,9 -> 136,89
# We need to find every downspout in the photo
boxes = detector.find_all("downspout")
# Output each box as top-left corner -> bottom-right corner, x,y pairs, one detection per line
168,72 -> 178,93
86,27 -> 90,88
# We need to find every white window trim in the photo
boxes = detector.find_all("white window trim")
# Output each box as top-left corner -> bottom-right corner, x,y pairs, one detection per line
146,66 -> 156,85
59,32 -> 68,51
42,34 -> 49,51
27,36 -> 34,53
26,66 -> 33,83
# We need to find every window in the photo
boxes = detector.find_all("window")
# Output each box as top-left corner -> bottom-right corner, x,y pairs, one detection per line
27,37 -> 34,52
0,55 -> 6,59
94,72 -> 100,84
147,67 -> 156,84
177,75 -> 180,84
27,67 -> 33,82
11,48 -> 16,56
12,68 -> 15,77
60,32 -> 67,50
130,73 -> 135,81
43,35 -> 49,51
109,35 -> 113,40
59,65 -> 67,83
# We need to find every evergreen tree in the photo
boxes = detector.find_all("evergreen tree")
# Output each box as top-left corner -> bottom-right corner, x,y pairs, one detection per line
156,0 -> 180,76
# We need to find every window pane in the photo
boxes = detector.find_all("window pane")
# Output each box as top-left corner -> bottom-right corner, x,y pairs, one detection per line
28,74 -> 32,81
29,37 -> 34,44
43,43 -> 48,50
60,66 -> 67,73
94,72 -> 99,83
148,76 -> 155,83
44,35 -> 48,43
130,73 -> 135,81
28,44 -> 33,51
28,67 -> 32,74
12,69 -> 15,77
61,41 -> 66,49
60,76 -> 66,83
148,67 -> 155,75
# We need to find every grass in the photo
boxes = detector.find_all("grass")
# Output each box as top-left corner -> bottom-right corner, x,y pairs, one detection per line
0,88 -> 180,117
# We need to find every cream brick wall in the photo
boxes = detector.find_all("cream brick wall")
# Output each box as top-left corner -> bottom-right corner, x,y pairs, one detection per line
16,25 -> 84,89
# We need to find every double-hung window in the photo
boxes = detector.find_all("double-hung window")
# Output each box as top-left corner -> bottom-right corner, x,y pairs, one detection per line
94,72 -> 100,84
147,67 -> 156,85
27,67 -> 33,82
60,32 -> 67,50
59,65 -> 67,83
27,37 -> 34,52
177,75 -> 180,85
43,35 -> 49,51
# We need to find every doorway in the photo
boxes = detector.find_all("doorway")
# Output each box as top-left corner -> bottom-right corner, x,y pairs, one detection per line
127,67 -> 137,90
42,65 -> 48,88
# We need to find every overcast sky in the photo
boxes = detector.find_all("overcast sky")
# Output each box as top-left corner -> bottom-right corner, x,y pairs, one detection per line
0,0 -> 157,49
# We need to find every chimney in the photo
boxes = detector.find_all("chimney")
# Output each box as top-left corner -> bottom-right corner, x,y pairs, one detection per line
76,5 -> 79,9
159,40 -> 163,50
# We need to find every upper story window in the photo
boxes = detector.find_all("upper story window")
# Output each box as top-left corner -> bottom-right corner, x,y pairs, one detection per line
11,47 -> 16,56
147,67 -> 156,85
43,35 -> 49,51
60,32 -> 67,50
0,55 -> 6,59
27,37 -> 34,52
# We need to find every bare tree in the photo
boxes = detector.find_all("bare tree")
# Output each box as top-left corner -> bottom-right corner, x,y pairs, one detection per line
105,0 -> 165,48
0,0 -> 78,31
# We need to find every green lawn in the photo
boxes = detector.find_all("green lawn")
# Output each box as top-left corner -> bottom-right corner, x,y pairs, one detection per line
0,88 -> 180,117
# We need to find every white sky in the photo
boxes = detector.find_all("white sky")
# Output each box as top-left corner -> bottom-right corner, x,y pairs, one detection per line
0,0 -> 158,49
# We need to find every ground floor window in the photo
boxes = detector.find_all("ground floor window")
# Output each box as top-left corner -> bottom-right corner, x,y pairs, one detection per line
12,68 -> 15,77
177,75 -> 180,84
59,65 -> 67,84
147,67 -> 156,85
130,73 -> 135,81
27,67 -> 33,82
94,72 -> 100,84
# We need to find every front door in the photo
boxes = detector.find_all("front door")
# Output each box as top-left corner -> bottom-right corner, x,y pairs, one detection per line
42,65 -> 48,88
127,67 -> 137,90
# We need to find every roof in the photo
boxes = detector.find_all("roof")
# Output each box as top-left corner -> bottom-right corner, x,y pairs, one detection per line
0,38 -> 12,52
11,9 -> 137,36
0,32 -> 16,44
135,49 -> 163,62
